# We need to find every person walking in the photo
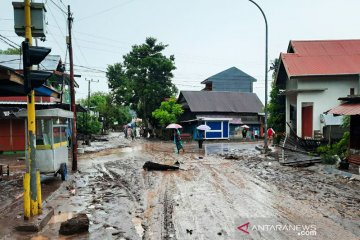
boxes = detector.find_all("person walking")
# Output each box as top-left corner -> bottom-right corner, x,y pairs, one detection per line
174,129 -> 184,154
127,126 -> 133,141
267,127 -> 275,145
242,128 -> 248,139
196,129 -> 205,149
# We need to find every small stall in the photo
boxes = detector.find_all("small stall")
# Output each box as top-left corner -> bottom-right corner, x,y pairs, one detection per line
16,108 -> 73,180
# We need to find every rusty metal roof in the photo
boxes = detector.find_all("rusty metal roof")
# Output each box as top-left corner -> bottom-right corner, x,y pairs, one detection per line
281,40 -> 360,77
328,103 -> 360,115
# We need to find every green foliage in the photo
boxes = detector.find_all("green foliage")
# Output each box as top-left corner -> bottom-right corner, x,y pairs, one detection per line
267,58 -> 285,133
152,97 -> 184,127
0,48 -> 21,55
107,37 -> 177,126
341,115 -> 350,128
316,131 -> 350,164
78,92 -> 132,133
77,113 -> 102,135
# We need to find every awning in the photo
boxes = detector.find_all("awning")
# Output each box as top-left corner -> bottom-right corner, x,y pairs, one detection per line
229,118 -> 243,124
327,103 -> 360,115
16,108 -> 74,119
320,114 -> 343,125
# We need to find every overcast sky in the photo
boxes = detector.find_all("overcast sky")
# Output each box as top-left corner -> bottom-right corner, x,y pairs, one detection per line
1,0 -> 360,103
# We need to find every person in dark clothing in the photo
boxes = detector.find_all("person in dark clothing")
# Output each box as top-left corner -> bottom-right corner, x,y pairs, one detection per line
242,128 -> 248,139
197,129 -> 205,149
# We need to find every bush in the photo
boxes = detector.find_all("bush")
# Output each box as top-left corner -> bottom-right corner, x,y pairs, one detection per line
316,131 -> 349,164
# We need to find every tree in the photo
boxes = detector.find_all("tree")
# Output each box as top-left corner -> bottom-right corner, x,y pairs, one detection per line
78,92 -> 132,134
267,58 -> 286,133
0,48 -> 21,55
152,97 -> 184,127
107,37 -> 177,127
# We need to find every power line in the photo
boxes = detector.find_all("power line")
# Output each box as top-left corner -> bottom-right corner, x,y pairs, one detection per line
49,0 -> 67,15
72,26 -> 89,66
0,38 -> 19,50
65,63 -> 107,73
46,5 -> 66,38
0,58 -> 21,64
77,0 -> 136,21
0,34 -> 21,48
46,27 -> 66,57
59,0 -> 67,10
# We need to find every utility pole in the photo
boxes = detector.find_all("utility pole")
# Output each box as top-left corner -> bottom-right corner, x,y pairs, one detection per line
85,78 -> 98,144
67,5 -> 77,171
23,0 -> 40,219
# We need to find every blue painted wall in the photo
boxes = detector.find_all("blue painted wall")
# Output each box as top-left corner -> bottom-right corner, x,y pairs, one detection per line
205,120 -> 229,139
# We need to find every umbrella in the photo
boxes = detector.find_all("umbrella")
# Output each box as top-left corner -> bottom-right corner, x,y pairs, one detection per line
196,124 -> 211,131
166,123 -> 182,129
240,125 -> 250,129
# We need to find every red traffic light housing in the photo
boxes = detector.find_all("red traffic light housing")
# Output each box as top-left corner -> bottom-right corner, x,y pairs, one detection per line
22,40 -> 52,93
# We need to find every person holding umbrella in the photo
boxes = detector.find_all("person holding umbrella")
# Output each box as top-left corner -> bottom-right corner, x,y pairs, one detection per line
173,128 -> 184,154
166,124 -> 184,154
196,124 -> 210,149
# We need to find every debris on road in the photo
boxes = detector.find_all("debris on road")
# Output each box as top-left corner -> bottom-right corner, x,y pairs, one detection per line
220,154 -> 240,160
143,161 -> 179,171
59,213 -> 89,235
279,134 -> 322,166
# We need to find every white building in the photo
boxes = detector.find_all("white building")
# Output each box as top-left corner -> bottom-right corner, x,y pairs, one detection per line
275,40 -> 360,138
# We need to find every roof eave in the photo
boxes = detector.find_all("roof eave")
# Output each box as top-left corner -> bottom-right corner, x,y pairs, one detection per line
289,73 -> 360,79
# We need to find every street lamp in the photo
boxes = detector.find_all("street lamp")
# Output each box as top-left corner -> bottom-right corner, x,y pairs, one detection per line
248,0 -> 269,150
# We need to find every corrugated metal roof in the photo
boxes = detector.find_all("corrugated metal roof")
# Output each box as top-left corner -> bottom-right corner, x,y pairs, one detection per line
281,40 -> 360,77
0,54 -> 61,71
291,40 -> 360,56
320,114 -> 343,125
281,53 -> 360,77
179,91 -> 264,113
328,103 -> 360,115
201,67 -> 256,84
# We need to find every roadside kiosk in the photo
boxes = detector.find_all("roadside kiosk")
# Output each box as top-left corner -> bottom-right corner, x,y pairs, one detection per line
16,108 -> 73,180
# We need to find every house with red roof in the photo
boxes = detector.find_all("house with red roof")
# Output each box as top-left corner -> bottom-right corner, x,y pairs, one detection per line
275,39 -> 360,138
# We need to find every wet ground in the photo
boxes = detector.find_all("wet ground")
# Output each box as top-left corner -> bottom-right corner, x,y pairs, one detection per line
0,137 -> 359,239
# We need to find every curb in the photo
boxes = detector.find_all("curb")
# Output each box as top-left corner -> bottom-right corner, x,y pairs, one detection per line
15,206 -> 54,232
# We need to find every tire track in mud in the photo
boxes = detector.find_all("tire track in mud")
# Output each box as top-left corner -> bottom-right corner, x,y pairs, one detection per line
92,155 -> 178,240
142,170 -> 177,240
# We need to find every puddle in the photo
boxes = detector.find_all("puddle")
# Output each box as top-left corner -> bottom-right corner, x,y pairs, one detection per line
205,142 -> 258,155
48,212 -> 74,224
131,217 -> 144,238
118,146 -> 143,153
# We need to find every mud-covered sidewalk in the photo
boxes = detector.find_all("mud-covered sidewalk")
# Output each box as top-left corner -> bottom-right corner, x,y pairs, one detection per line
1,138 -> 359,239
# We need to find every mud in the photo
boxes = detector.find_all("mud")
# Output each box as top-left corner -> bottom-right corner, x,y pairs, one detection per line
0,138 -> 359,239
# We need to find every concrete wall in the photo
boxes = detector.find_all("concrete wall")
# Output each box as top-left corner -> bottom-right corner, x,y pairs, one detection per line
290,76 -> 358,137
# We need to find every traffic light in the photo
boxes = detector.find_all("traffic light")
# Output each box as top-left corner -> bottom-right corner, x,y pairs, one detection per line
22,40 -> 52,94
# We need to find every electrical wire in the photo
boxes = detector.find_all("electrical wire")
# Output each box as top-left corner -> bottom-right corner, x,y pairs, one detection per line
0,59 -> 21,64
77,0 -> 136,22
59,0 -> 67,10
0,34 -> 20,48
49,0 -> 67,15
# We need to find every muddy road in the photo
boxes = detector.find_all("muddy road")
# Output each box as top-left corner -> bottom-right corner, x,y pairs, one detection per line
3,140 -> 360,240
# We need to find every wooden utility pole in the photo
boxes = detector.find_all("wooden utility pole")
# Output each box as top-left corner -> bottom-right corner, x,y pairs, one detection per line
67,5 -> 77,171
